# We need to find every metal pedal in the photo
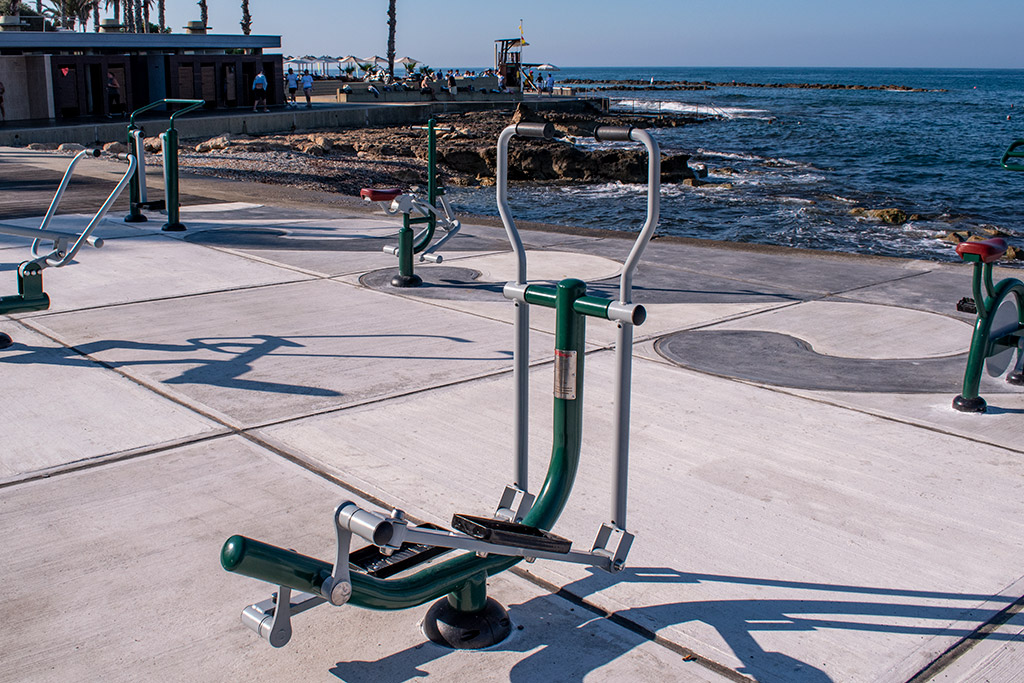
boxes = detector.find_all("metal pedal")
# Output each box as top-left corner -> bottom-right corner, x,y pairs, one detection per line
451,514 -> 572,554
349,523 -> 452,578
957,297 -> 977,314
138,200 -> 167,211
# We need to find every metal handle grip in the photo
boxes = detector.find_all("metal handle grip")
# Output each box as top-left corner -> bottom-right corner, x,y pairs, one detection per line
221,535 -> 333,598
594,126 -> 634,142
514,122 -> 555,139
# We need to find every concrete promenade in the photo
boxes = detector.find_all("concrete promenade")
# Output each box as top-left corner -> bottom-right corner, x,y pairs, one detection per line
1,147 -> 1023,682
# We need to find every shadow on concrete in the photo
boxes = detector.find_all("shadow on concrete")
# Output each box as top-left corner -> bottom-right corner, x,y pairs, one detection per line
0,332 -> 502,396
327,566 -> 1022,683
184,225 -> 507,253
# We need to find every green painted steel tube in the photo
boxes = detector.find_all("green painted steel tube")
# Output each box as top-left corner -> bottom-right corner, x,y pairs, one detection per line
222,535 -> 333,598
525,285 -> 613,321
161,128 -> 185,231
412,118 -> 438,254
959,278 -> 1024,400
397,222 -> 415,278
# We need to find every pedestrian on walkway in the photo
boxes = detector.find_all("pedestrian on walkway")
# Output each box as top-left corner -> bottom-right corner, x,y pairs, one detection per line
285,68 -> 298,107
301,71 -> 314,109
252,70 -> 269,112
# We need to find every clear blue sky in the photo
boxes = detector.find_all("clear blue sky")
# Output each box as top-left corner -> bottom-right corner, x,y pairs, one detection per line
162,0 -> 1022,69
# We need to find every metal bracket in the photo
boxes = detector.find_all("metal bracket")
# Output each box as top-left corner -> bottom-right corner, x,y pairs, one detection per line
321,503 -> 355,606
494,485 -> 535,522
240,586 -> 326,648
591,523 -> 634,572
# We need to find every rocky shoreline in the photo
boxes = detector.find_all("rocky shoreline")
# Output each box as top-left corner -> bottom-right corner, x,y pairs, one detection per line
563,79 -> 941,93
167,104 -> 711,196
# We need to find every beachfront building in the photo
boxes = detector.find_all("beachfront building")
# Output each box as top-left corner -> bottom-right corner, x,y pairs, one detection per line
0,25 -> 282,122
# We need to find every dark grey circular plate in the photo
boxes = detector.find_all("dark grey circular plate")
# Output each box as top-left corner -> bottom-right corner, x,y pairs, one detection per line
655,329 -> 1017,394
359,266 -> 507,301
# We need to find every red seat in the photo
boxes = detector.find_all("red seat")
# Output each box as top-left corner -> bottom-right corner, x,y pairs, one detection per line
956,238 -> 1008,263
360,188 -> 403,202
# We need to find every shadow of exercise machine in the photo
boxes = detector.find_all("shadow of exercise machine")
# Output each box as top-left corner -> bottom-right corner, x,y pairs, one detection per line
0,149 -> 136,349
220,122 -> 661,651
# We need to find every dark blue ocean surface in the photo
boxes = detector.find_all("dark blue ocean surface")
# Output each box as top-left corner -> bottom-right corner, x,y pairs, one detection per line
448,67 -> 1024,262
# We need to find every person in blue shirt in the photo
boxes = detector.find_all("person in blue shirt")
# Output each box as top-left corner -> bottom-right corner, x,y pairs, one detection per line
285,68 -> 298,107
252,70 -> 268,112
301,71 -> 314,108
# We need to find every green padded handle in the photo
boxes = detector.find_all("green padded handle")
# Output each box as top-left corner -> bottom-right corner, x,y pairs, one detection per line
221,535 -> 333,597
1000,139 -> 1024,171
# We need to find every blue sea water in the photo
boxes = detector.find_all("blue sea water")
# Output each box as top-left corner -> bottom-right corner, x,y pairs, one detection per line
447,66 -> 1024,262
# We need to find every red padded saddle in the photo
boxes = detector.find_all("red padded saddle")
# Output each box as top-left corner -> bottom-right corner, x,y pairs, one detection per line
360,188 -> 403,202
956,238 -> 1008,263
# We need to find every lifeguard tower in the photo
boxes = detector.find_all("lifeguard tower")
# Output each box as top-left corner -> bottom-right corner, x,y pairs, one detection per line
494,37 -> 526,92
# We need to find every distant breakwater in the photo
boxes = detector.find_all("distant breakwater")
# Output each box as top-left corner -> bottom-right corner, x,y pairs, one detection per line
561,79 -> 942,93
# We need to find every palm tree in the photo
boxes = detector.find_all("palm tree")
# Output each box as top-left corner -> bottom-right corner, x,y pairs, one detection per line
92,1 -> 98,30
386,0 -> 396,78
157,0 -> 163,31
197,0 -> 206,26
240,0 -> 250,35
104,0 -> 119,26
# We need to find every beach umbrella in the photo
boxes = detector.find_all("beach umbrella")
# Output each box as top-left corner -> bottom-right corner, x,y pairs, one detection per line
537,63 -> 560,71
363,55 -> 388,66
338,55 -> 360,66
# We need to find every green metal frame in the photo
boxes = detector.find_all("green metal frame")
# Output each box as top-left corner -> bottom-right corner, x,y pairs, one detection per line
222,276 -> 623,611
954,254 -> 1024,411
0,262 -> 50,315
392,118 -> 444,286
123,99 -> 205,230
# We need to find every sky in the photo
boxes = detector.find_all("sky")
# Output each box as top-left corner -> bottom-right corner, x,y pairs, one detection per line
155,0 -> 1023,70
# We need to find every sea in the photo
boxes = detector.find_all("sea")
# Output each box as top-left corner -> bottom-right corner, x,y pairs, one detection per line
444,66 -> 1024,263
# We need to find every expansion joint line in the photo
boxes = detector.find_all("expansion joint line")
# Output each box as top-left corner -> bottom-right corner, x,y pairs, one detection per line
907,593 -> 1024,682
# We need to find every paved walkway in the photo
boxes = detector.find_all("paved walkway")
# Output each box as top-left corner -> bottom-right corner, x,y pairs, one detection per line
2,147 -> 1023,682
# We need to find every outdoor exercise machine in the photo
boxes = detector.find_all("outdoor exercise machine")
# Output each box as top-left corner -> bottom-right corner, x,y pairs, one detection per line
123,99 -> 205,232
220,122 -> 660,649
0,149 -> 136,349
359,119 -> 461,287
950,139 -> 1024,412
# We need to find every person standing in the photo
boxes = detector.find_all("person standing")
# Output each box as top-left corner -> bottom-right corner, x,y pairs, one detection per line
301,70 -> 313,108
545,73 -> 555,94
106,71 -> 121,118
446,70 -> 457,99
285,68 -> 298,107
252,69 -> 268,112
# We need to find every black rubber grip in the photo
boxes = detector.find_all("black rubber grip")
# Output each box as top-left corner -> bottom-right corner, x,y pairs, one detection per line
89,149 -> 102,157
514,122 -> 555,139
594,126 -> 634,142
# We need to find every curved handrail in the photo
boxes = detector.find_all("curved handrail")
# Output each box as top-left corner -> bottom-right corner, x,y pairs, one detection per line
1000,139 -> 1024,172
128,99 -> 205,129
29,150 -> 137,268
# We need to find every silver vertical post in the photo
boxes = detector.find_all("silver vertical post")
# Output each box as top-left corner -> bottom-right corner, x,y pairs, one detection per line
610,128 -> 660,529
496,126 -> 530,492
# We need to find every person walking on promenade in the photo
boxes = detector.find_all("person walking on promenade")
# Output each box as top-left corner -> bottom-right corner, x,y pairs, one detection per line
301,71 -> 314,108
285,68 -> 298,107
447,70 -> 457,99
252,70 -> 269,112
106,72 -> 121,118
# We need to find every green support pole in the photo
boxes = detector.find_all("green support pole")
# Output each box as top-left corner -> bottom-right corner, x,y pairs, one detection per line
124,127 -> 147,223
161,127 -> 185,232
411,118 -> 438,254
391,214 -> 422,287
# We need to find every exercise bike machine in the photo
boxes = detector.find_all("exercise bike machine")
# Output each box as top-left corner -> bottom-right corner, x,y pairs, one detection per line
220,122 -> 660,650
123,98 -> 205,231
359,119 -> 462,287
0,149 -> 137,348
950,139 -> 1024,412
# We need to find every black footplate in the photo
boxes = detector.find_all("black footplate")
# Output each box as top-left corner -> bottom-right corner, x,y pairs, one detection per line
957,297 -> 977,314
138,200 -> 167,211
350,523 -> 452,578
451,514 -> 572,554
